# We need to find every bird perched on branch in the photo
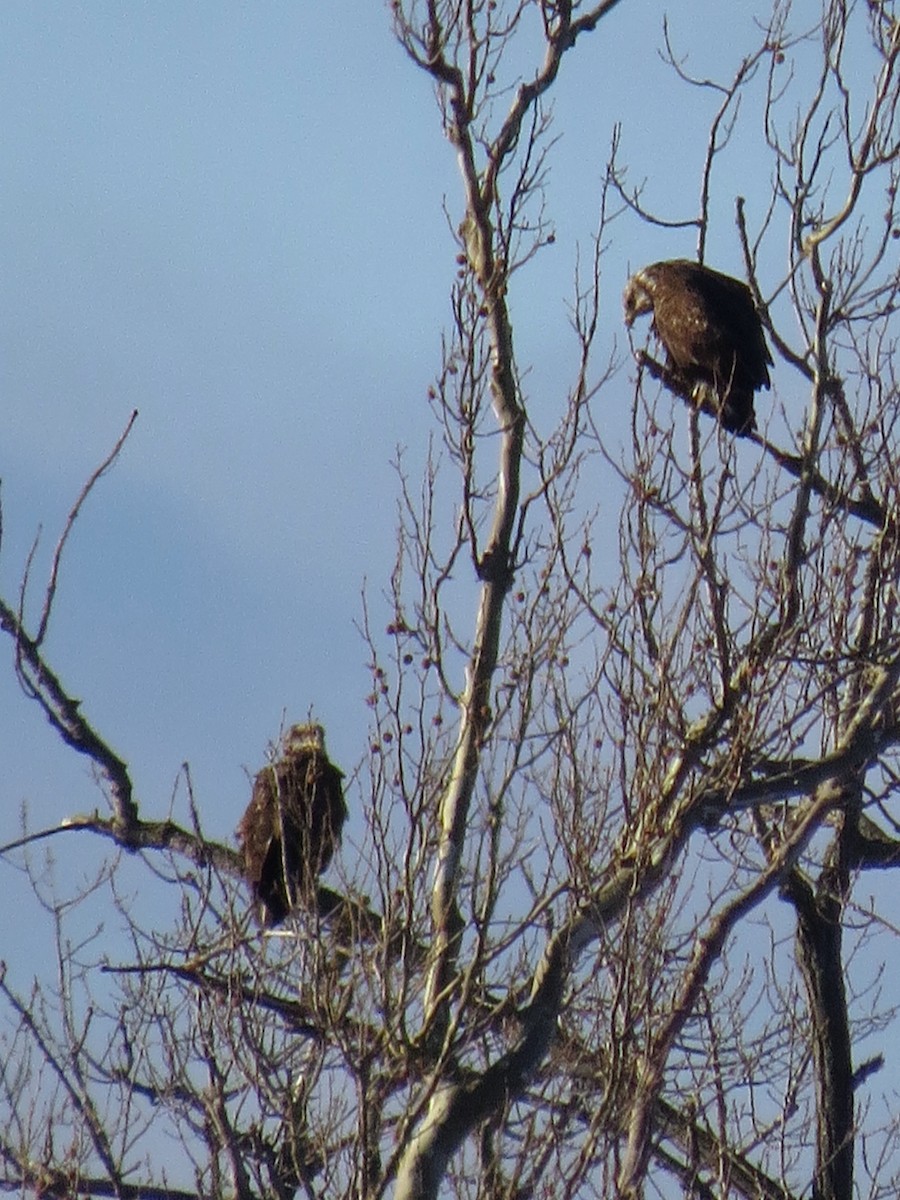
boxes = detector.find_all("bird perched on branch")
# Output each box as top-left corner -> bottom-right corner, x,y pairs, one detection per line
623,258 -> 772,435
238,723 -> 347,926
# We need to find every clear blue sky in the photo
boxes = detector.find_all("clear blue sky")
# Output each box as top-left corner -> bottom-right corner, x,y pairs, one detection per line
0,0 -> 835,955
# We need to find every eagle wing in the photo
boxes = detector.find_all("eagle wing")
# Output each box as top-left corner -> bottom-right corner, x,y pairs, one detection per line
289,751 -> 347,876
641,261 -> 771,434
238,763 -> 296,925
653,261 -> 771,391
238,767 -> 280,890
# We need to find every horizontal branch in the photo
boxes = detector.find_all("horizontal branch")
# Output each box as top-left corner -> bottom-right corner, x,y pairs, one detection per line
26,811 -> 242,873
693,729 -> 900,824
637,352 -> 885,527
0,1144 -> 200,1200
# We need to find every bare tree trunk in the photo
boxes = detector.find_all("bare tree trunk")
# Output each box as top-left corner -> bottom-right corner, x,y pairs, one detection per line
783,868 -> 853,1200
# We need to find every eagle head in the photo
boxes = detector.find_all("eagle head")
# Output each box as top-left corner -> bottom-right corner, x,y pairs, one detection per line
283,722 -> 326,757
622,268 -> 657,329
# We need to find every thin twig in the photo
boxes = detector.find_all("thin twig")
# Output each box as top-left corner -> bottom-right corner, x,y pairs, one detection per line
37,410 -> 138,646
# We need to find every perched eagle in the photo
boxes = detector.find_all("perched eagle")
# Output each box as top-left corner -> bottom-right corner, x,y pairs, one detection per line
238,723 -> 347,926
623,259 -> 772,435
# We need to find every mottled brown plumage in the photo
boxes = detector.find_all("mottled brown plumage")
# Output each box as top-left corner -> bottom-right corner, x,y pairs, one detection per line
238,723 -> 347,926
623,259 -> 772,435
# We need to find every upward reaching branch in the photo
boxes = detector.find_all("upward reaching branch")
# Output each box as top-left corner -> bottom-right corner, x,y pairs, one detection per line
393,3 -> 628,1196
417,6 -> 526,1054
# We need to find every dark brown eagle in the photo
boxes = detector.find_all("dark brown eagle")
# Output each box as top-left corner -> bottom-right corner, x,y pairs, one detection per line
238,723 -> 347,926
623,259 -> 772,435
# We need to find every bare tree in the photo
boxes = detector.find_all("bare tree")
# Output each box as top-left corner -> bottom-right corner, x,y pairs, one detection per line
2,2 -> 900,1198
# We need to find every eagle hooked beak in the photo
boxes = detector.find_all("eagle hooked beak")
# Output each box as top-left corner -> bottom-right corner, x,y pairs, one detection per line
622,280 -> 649,331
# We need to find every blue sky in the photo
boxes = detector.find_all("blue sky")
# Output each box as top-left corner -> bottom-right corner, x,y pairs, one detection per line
2,4 -> 452,836
0,0 -> 844,957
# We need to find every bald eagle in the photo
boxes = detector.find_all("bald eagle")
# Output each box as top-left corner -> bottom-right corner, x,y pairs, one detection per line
238,723 -> 347,926
623,259 -> 772,435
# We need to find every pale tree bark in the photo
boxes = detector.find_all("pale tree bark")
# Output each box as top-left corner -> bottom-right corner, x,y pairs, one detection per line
394,4 -> 629,1195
